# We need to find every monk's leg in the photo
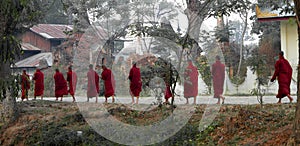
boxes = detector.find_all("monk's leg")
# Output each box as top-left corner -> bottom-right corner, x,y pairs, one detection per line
87,97 -> 89,102
95,96 -> 98,103
185,97 -> 189,104
72,95 -> 76,102
41,95 -> 43,100
112,95 -> 115,103
220,95 -> 225,104
136,96 -> 139,104
277,98 -> 282,104
56,96 -> 58,101
131,96 -> 135,104
60,96 -> 63,101
104,97 -> 107,103
193,97 -> 196,105
287,94 -> 293,103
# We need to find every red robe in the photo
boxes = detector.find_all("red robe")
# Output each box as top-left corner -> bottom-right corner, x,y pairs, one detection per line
54,71 -> 68,97
21,73 -> 30,99
129,64 -> 142,97
32,69 -> 44,96
165,84 -> 172,100
271,56 -> 293,98
87,69 -> 99,97
102,68 -> 115,97
184,62 -> 198,97
212,60 -> 225,98
67,71 -> 77,96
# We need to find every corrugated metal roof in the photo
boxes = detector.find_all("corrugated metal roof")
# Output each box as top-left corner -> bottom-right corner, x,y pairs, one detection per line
22,43 -> 41,51
14,53 -> 53,68
30,24 -> 73,39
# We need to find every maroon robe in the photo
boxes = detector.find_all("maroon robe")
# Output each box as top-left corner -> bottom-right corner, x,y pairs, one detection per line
102,67 -> 115,97
129,64 -> 142,97
87,69 -> 99,97
54,71 -> 68,97
67,70 -> 77,96
32,69 -> 44,96
164,84 -> 172,100
212,60 -> 225,98
21,73 -> 30,99
271,56 -> 293,98
184,62 -> 198,97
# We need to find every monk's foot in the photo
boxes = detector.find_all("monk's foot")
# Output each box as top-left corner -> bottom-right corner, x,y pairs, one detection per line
222,97 -> 225,104
277,101 -> 282,104
289,97 -> 293,103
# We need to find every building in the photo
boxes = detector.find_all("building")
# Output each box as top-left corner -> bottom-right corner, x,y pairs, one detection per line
12,24 -> 73,75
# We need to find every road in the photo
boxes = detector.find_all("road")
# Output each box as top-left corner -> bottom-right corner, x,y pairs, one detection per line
18,95 -> 297,105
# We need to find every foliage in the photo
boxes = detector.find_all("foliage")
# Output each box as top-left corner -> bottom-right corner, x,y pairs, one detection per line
0,0 -> 46,100
195,55 -> 212,94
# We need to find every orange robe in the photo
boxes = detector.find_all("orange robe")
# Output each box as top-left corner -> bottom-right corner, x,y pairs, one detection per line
21,73 -> 30,99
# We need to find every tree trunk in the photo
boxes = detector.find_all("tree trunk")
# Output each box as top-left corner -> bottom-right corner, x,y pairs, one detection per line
294,0 -> 300,144
237,12 -> 248,76
0,63 -> 19,124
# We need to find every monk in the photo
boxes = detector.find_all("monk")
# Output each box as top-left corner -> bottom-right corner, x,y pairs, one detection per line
54,69 -> 68,101
20,70 -> 30,101
101,65 -> 115,103
128,62 -> 142,104
67,66 -> 77,102
87,64 -> 99,103
164,84 -> 172,104
32,68 -> 44,100
184,60 -> 198,104
212,55 -> 225,104
271,51 -> 293,104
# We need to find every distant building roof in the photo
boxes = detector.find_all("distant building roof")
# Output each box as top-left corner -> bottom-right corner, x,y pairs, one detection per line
13,53 -> 53,68
21,43 -> 41,51
30,24 -> 73,39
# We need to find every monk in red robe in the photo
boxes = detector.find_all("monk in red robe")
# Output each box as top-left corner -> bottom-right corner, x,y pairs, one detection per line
184,60 -> 198,104
67,66 -> 77,102
21,70 -> 30,101
101,65 -> 115,103
128,62 -> 142,104
271,51 -> 293,104
54,69 -> 68,101
87,64 -> 99,103
164,84 -> 172,104
32,68 -> 44,100
212,55 -> 225,104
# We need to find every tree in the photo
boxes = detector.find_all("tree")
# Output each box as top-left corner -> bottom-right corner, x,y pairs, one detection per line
0,0 -> 46,123
293,0 -> 300,144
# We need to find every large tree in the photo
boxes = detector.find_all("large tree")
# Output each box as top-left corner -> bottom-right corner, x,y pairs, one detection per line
293,0 -> 300,144
0,0 -> 46,123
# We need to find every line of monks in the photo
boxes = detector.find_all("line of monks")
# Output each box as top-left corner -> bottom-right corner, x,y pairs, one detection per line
20,57 -> 226,104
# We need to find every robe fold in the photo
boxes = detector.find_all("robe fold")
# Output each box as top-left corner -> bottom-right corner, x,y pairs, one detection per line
184,62 -> 198,97
212,60 -> 225,98
32,69 -> 44,96
67,70 -> 77,96
54,71 -> 68,97
271,56 -> 293,98
102,68 -> 115,97
129,64 -> 142,97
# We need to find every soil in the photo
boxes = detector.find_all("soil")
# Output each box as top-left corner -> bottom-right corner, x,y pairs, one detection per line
0,101 -> 296,145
